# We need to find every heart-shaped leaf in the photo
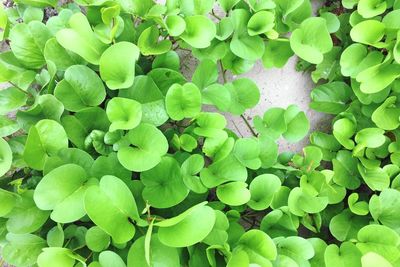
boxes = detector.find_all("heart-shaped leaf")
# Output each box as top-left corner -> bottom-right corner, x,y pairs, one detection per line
99,41 -> 140,89
54,65 -> 106,112
117,123 -> 168,172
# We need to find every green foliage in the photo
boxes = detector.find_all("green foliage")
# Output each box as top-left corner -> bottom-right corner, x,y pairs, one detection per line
1,0 -> 400,266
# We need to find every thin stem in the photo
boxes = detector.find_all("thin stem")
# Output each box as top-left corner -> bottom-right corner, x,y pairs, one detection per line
218,60 -> 227,83
241,114 -> 257,137
218,60 -> 257,137
85,252 -> 93,262
9,82 -> 33,98
211,10 -> 222,20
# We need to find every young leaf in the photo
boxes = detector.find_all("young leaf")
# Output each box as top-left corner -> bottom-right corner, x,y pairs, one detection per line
290,17 -> 333,64
56,13 -> 107,64
138,26 -> 172,56
180,15 -> 216,48
248,174 -> 281,210
165,83 -> 202,120
99,41 -> 140,89
106,97 -> 142,132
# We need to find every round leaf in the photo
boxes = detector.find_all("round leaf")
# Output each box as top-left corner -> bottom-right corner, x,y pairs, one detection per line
54,65 -> 106,112
117,123 -> 168,172
106,97 -> 142,132
140,157 -> 188,208
165,83 -> 202,120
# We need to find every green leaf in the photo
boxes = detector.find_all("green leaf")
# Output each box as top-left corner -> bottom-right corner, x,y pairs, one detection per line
276,236 -> 315,265
230,9 -> 265,61
47,224 -> 64,247
0,137 -> 12,177
310,82 -> 352,114
138,26 -> 172,56
99,42 -> 139,90
234,229 -> 277,266
371,96 -> 400,130
356,224 -> 400,264
350,20 -> 385,45
262,39 -> 294,68
248,174 -> 281,211
348,193 -> 369,216
54,65 -> 106,112
324,242 -> 362,267
361,252 -> 393,267
23,119 -> 68,170
290,17 -> 333,64
166,15 -> 186,37
140,156 -> 188,208
233,138 -> 261,169
37,247 -> 84,267
358,164 -> 389,191
192,59 -> 218,90
333,118 -> 356,150
247,11 -> 275,36
0,86 -> 28,115
357,63 -> 400,94
152,51 -> 180,71
155,202 -> 216,247
320,12 -> 340,33
288,187 -> 329,216
14,0 -> 57,7
369,189 -> 400,232
3,233 -> 46,267
0,189 -> 16,217
329,209 -> 369,241
99,251 -> 126,267
7,191 -> 49,234
166,83 -> 202,120
355,128 -> 386,149
44,38 -> 84,71
9,21 -> 51,69
216,181 -> 251,206
200,154 -> 247,188
117,123 -> 168,172
17,94 -> 64,132
127,234 -> 180,267
358,0 -> 387,18
61,107 -> 109,149
85,226 -> 110,252
0,116 -> 19,138
106,97 -> 142,132
56,13 -> 107,65
34,164 -> 89,223
43,148 -> 94,175
282,105 -> 310,142
225,78 -> 260,115
180,15 -> 216,48
84,175 -> 140,243
216,17 -> 234,40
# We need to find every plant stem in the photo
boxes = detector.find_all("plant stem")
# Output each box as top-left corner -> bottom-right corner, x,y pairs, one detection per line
211,10 -> 222,20
9,82 -> 34,98
241,114 -> 257,137
218,60 -> 227,83
218,60 -> 257,137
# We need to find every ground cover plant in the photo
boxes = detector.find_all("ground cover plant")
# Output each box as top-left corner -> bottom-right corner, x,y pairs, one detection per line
0,0 -> 400,266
